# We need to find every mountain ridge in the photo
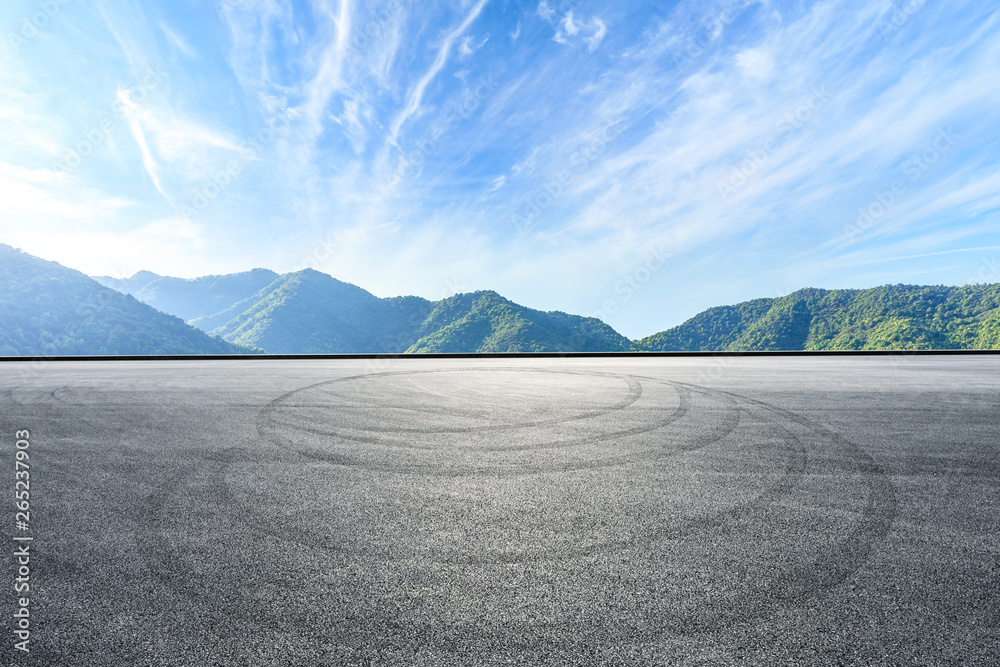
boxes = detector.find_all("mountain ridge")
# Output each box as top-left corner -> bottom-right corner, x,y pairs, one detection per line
208,269 -> 434,354
636,284 -> 1000,351
92,268 -> 280,323
0,245 -> 259,356
3,244 -> 997,355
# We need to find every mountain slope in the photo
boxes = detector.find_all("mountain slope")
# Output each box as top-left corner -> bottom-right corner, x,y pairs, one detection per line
407,291 -> 635,353
637,284 -> 1000,351
0,245 -> 258,355
93,268 -> 279,323
205,274 -> 633,354
209,269 -> 434,354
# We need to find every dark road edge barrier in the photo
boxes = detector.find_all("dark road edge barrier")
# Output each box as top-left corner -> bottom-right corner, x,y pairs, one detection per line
0,350 -> 998,362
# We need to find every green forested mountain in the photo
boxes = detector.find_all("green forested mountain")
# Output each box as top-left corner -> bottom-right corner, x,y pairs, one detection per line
636,284 -> 1000,351
0,245 -> 259,356
92,268 -> 279,323
204,271 -> 632,353
207,269 -> 433,353
407,291 -> 634,352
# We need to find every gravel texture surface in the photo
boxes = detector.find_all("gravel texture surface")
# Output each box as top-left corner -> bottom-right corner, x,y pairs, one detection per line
1,356 -> 997,665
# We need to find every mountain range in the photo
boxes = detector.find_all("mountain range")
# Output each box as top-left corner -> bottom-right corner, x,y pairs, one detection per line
94,266 -> 633,353
0,245 -> 257,356
1,244 -> 997,356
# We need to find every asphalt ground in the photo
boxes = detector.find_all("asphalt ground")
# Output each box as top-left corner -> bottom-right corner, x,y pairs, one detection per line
0,356 -> 997,666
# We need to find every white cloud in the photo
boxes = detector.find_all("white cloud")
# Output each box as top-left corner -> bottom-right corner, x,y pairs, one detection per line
458,34 -> 489,59
546,8 -> 608,51
301,0 -> 354,139
218,0 -> 296,94
0,162 -> 133,223
386,0 -> 490,147
5,217 -> 209,279
585,19 -> 608,52
562,12 -> 580,36
735,47 -> 773,79
0,88 -> 65,156
117,89 -> 169,202
511,147 -> 540,177
93,0 -> 160,75
158,21 -> 197,58
500,0 -> 1000,304
332,97 -> 370,154
356,4 -> 408,86
113,85 -> 247,202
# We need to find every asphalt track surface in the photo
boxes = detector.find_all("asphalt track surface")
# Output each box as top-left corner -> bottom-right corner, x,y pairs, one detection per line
0,356 -> 997,666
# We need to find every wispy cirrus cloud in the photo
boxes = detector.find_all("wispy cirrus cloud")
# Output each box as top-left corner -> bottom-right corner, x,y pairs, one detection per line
158,20 -> 197,58
301,0 -> 353,139
117,89 -> 170,202
386,0 -> 490,147
538,4 -> 609,52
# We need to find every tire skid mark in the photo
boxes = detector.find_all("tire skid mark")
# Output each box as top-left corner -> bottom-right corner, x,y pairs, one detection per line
133,462 -> 209,603
296,373 -> 646,432
263,368 -> 645,435
278,381 -> 684,457
244,375 -> 745,561
4,387 -> 71,406
202,449 -> 354,558
132,447 -> 327,634
648,381 -> 899,634
207,369 -> 897,646
257,369 -> 739,476
441,411 -> 806,566
371,384 -> 893,644
676,383 -> 900,596
284,383 -> 735,477
486,378 -> 676,453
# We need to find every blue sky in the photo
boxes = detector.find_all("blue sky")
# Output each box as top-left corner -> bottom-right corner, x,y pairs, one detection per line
1,0 -> 999,338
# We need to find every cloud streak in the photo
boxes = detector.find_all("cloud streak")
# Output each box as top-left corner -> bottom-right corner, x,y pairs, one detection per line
117,89 -> 170,202
387,0 -> 489,147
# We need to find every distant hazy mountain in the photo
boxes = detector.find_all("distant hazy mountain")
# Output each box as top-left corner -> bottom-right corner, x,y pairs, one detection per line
0,245 -> 258,356
207,269 -> 433,353
636,285 -> 1000,351
92,268 -> 279,323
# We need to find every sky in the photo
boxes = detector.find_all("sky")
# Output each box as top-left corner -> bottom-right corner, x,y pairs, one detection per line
1,0 -> 999,339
